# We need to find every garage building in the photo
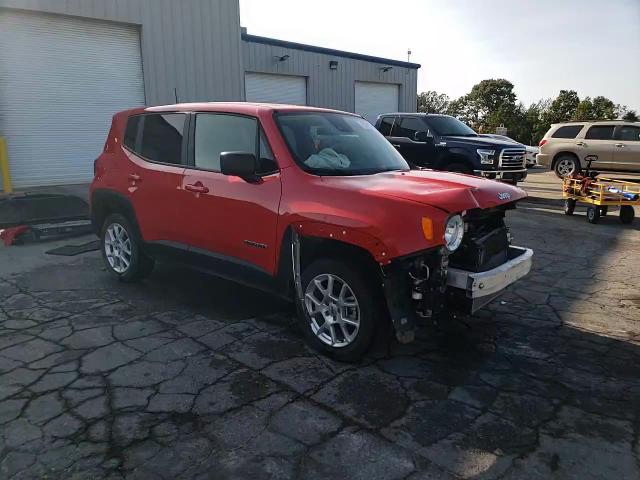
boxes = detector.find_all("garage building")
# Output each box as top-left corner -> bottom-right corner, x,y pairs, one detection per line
0,0 -> 419,189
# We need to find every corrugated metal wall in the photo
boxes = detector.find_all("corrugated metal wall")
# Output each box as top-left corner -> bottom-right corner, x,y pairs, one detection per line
0,0 -> 244,105
242,39 -> 418,113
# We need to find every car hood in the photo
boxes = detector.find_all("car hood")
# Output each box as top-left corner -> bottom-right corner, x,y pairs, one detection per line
320,169 -> 527,213
444,136 -> 521,149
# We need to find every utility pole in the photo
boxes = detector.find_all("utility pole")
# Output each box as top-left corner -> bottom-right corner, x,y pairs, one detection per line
407,48 -> 412,62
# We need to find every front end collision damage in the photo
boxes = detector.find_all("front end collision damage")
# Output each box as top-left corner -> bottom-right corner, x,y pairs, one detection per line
288,206 -> 533,346
381,248 -> 450,344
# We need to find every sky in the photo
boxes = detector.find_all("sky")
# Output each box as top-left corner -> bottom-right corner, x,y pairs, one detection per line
239,0 -> 640,112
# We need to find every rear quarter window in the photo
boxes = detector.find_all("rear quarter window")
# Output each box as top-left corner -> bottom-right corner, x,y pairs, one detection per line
551,125 -> 583,139
124,115 -> 141,150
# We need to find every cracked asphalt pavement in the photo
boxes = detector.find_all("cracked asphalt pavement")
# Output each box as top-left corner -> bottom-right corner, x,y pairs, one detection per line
1,203 -> 639,479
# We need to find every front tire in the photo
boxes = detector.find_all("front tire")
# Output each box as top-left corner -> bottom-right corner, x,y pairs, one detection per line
300,258 -> 378,361
101,213 -> 154,282
620,205 -> 635,224
586,206 -> 600,224
554,155 -> 580,178
564,199 -> 576,215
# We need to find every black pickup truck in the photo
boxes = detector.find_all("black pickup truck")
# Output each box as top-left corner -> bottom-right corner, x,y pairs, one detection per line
375,113 -> 527,184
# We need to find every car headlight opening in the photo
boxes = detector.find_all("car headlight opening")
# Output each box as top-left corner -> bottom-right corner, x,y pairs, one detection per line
444,214 -> 464,252
477,149 -> 495,165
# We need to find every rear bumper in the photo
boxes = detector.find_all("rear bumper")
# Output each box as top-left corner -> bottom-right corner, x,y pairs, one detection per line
446,246 -> 533,313
536,153 -> 552,167
474,169 -> 528,182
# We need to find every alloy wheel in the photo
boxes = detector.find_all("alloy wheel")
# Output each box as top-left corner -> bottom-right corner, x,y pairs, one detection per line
557,158 -> 576,176
304,273 -> 360,348
104,223 -> 132,273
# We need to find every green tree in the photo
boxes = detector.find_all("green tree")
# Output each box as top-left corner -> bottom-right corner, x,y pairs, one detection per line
417,91 -> 450,114
467,79 -> 517,116
590,96 -> 617,119
446,95 -> 479,127
575,97 -> 595,120
622,110 -> 639,122
527,99 -> 552,144
544,90 -> 580,124
446,79 -> 521,135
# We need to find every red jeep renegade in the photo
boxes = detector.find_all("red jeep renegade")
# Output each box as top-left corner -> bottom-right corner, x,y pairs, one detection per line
90,103 -> 533,360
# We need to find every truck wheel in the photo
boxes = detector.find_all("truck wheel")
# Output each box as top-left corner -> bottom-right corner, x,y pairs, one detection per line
620,205 -> 635,224
564,199 -> 576,215
300,258 -> 377,361
448,162 -> 472,174
101,213 -> 154,282
586,206 -> 600,224
554,155 -> 580,178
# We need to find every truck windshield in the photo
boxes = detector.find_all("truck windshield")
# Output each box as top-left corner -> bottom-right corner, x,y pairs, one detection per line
427,116 -> 477,137
275,112 -> 410,176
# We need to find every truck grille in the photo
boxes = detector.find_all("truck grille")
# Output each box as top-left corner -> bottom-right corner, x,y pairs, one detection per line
499,148 -> 526,169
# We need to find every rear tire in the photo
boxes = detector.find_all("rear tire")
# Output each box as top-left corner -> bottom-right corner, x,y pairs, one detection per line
564,199 -> 576,215
586,206 -> 600,224
101,213 -> 154,282
620,205 -> 635,224
554,155 -> 580,178
300,258 -> 378,361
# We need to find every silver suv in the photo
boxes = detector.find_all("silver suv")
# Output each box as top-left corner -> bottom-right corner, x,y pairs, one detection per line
537,121 -> 640,177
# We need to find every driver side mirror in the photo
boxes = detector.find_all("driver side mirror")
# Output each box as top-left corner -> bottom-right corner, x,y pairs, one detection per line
220,152 -> 260,183
414,131 -> 433,144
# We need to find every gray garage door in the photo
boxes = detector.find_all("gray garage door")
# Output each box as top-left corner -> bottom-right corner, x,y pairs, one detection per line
355,81 -> 399,124
245,73 -> 307,105
0,10 -> 145,189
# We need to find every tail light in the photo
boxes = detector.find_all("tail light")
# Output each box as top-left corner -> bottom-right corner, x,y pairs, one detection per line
539,139 -> 547,147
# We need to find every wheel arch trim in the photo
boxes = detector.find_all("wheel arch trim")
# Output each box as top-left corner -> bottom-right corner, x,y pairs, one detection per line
91,189 -> 141,238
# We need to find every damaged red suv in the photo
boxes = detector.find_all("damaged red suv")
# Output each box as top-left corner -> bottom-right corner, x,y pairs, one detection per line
90,103 -> 533,360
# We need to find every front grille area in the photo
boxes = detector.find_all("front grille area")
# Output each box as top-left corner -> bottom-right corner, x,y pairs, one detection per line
499,148 -> 526,169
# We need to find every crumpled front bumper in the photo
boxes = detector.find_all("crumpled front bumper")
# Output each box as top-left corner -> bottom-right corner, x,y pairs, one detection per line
446,246 -> 533,313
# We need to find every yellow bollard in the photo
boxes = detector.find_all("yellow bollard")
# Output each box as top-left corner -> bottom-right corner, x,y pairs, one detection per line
0,137 -> 12,194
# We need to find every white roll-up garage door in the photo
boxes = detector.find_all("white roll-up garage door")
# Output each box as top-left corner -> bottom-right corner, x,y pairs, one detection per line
245,73 -> 307,106
0,10 -> 145,188
355,82 -> 399,124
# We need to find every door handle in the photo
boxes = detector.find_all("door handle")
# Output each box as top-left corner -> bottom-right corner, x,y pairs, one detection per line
576,142 -> 586,147
185,183 -> 209,194
128,173 -> 142,182
615,143 -> 625,148
391,144 -> 401,149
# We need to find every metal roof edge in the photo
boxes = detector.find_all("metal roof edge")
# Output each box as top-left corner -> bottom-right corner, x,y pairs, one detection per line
241,33 -> 421,69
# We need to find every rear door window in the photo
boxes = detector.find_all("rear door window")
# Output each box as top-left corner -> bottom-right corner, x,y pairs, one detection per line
139,114 -> 186,164
395,117 -> 428,139
585,125 -> 615,140
551,125 -> 583,138
616,125 -> 640,141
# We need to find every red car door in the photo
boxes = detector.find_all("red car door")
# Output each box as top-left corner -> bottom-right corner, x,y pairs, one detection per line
125,113 -> 187,242
180,113 -> 282,275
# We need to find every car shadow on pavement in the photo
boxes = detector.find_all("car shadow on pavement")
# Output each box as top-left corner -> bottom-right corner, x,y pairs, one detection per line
0,204 -> 638,479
